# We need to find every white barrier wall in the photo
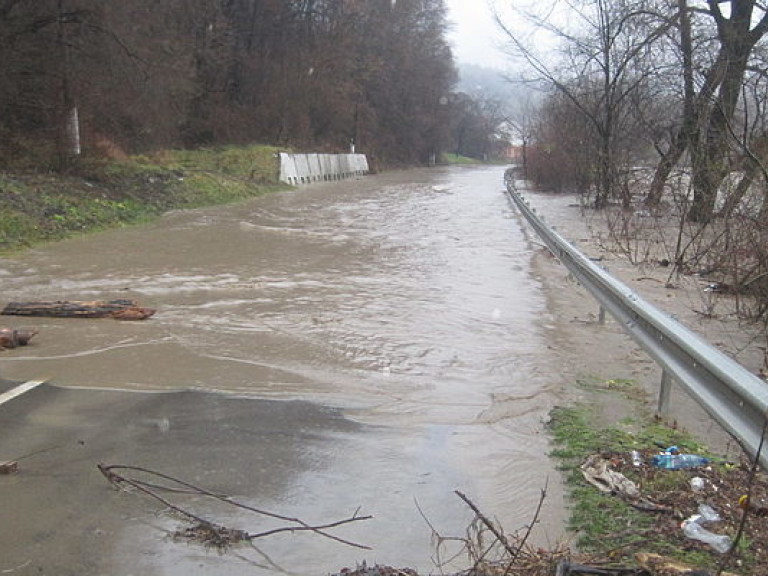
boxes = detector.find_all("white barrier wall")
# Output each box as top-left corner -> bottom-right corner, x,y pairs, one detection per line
279,153 -> 369,185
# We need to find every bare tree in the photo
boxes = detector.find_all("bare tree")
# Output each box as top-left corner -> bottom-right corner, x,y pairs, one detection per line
689,1 -> 768,223
497,0 -> 673,207
646,0 -> 768,224
527,90 -> 597,193
0,0 -> 460,168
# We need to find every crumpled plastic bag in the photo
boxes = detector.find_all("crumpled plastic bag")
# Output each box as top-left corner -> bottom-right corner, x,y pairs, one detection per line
580,454 -> 640,499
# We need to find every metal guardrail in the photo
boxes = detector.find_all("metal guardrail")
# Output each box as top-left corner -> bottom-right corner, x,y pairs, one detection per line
504,181 -> 768,467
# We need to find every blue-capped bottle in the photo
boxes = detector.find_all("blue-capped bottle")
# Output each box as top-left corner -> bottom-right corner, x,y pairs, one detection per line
651,453 -> 710,470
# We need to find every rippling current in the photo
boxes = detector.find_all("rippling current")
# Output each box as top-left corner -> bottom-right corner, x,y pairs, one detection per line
1,166 -> 565,574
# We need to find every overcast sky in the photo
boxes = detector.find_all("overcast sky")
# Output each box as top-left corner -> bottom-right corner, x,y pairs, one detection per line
444,0 -> 510,70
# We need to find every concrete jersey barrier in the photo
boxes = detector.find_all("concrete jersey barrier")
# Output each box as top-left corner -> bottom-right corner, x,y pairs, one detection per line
279,153 -> 369,185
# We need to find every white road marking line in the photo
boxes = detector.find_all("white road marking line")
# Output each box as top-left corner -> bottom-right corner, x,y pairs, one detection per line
0,380 -> 46,407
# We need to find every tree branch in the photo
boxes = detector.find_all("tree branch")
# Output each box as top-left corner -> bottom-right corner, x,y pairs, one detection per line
98,463 -> 373,551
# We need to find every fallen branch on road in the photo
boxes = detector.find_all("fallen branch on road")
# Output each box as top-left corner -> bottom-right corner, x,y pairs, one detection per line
97,463 -> 372,551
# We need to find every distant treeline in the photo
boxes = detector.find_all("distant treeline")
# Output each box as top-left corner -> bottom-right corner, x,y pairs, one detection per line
0,0 -> 477,168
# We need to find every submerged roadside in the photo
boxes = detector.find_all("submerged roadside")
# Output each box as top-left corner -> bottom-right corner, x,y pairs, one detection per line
1,165 -> 566,575
0,148 -> 492,255
0,145 -> 289,254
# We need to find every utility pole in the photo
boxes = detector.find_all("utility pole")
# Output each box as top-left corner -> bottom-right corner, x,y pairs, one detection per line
58,0 -> 80,164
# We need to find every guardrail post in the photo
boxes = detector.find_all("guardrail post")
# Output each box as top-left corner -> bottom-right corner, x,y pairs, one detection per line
658,370 -> 672,415
598,266 -> 608,324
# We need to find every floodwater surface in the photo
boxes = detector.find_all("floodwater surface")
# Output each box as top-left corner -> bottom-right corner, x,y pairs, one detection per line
1,166 -> 565,574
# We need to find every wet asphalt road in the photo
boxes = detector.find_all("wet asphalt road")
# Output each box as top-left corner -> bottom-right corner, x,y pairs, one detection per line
0,379 -> 360,575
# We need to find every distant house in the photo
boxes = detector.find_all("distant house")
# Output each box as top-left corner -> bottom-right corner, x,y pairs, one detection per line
503,145 -> 525,163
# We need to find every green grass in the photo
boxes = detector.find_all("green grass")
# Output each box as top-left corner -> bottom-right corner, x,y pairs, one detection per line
146,145 -> 280,179
548,398 -> 729,570
439,153 -> 482,165
0,144 -> 288,253
438,153 -> 511,165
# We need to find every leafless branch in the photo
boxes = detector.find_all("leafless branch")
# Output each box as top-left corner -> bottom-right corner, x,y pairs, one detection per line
98,463 -> 372,551
503,478 -> 549,574
454,490 -> 519,559
717,416 -> 768,575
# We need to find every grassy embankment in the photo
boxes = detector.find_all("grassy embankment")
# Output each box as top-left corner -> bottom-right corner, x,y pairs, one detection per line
440,153 -> 478,165
0,145 -> 288,254
549,376 -> 762,573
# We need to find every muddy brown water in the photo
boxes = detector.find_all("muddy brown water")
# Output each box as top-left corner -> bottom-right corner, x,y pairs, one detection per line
1,166 -> 566,574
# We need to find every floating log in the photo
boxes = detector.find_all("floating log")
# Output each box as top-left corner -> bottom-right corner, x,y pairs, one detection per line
0,327 -> 38,348
1,299 -> 155,321
0,461 -> 18,474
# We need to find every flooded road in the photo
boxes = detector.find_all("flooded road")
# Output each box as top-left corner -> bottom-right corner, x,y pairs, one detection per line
1,166 -> 565,574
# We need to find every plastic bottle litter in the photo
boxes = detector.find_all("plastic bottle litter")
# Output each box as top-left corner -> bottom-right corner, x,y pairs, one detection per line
651,453 -> 710,470
630,450 -> 643,467
697,503 -> 721,523
681,517 -> 732,553
689,477 -> 705,492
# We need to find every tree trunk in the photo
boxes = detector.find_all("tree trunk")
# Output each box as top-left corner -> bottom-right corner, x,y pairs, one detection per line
718,160 -> 759,218
647,0 -> 695,208
2,300 -> 155,320
688,136 -> 720,223
759,186 -> 768,224
647,133 -> 687,207
688,1 -> 767,222
57,0 -> 80,164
